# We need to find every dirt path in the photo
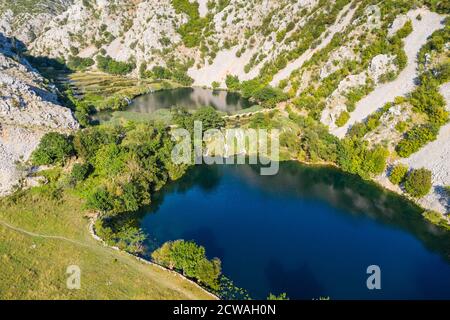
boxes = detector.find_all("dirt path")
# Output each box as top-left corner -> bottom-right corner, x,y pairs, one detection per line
332,8 -> 445,138
270,2 -> 357,87
0,218 -> 94,248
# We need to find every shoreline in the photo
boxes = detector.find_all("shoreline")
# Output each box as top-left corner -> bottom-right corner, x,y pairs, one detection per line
296,157 -> 449,226
88,214 -> 220,300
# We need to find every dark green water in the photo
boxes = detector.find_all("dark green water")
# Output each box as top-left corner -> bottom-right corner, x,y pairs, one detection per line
137,162 -> 450,300
129,87 -> 251,114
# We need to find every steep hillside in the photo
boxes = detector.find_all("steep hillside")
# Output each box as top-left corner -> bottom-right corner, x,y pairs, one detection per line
0,33 -> 78,196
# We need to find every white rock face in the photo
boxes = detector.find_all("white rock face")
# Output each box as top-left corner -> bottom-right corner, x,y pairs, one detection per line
332,8 -> 445,138
0,34 -> 78,196
368,54 -> 397,82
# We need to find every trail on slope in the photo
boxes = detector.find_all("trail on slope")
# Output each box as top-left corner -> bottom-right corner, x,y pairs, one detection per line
270,2 -> 357,87
0,218 -> 93,248
332,8 -> 445,138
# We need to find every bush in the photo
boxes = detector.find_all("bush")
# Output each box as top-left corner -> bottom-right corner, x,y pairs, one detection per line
396,20 -> 413,39
267,293 -> 289,300
31,133 -> 74,165
404,168 -> 432,198
211,81 -> 220,90
95,216 -> 146,254
388,164 -> 408,185
396,124 -> 439,157
335,111 -> 350,127
70,163 -> 92,183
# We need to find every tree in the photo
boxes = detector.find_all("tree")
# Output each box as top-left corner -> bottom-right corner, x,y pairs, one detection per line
388,164 -> 408,185
193,106 -> 225,131
195,258 -> 221,290
31,132 -> 74,165
225,75 -> 240,91
151,240 -> 222,289
335,111 -> 350,127
404,168 -> 432,197
363,145 -> 389,175
86,187 -> 114,212
211,81 -> 220,90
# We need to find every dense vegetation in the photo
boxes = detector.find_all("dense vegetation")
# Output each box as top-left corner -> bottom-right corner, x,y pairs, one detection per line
396,20 -> 449,157
152,240 -> 222,290
140,59 -> 194,86
284,110 -> 389,179
171,0 -> 210,48
226,75 -> 288,108
96,55 -> 136,75
31,132 -> 74,165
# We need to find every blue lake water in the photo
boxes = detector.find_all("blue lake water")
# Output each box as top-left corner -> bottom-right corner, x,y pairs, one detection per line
138,162 -> 450,299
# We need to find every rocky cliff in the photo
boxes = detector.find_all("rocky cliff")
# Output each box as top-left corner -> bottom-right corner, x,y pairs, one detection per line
0,33 -> 78,195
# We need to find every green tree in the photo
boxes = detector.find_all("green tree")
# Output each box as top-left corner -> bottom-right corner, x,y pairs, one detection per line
335,111 -> 350,127
31,133 -> 74,165
151,240 -> 222,289
404,168 -> 432,198
193,106 -> 225,131
211,81 -> 220,90
388,164 -> 408,185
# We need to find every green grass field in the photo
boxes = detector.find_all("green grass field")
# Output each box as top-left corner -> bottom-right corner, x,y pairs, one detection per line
0,188 -> 214,300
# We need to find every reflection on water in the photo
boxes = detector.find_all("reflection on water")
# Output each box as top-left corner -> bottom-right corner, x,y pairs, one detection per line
129,87 -> 252,114
132,162 -> 450,299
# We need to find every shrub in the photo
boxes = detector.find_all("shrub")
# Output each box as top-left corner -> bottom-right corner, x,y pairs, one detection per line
362,145 -> 389,175
395,20 -> 413,39
335,111 -> 350,127
211,81 -> 220,90
70,163 -> 92,183
267,293 -> 289,300
31,133 -> 74,165
396,124 -> 439,157
404,168 -> 432,197
388,164 -> 408,185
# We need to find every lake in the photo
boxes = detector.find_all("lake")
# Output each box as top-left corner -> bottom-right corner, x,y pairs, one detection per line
129,87 -> 251,114
137,162 -> 450,300
93,87 -> 252,123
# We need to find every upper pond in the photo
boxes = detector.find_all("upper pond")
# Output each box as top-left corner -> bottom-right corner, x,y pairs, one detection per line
93,87 -> 252,123
129,87 -> 251,114
137,162 -> 450,300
